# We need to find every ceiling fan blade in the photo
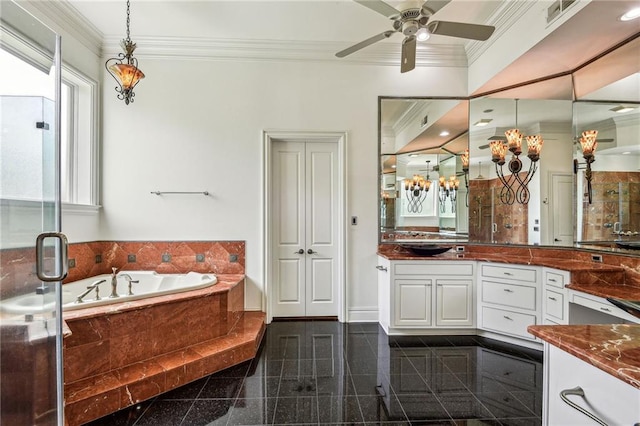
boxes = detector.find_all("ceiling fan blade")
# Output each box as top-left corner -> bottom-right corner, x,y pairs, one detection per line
427,20 -> 495,41
421,0 -> 452,16
336,30 -> 396,58
401,36 -> 416,73
353,0 -> 400,18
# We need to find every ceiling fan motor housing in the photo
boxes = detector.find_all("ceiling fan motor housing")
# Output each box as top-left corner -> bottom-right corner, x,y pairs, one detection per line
402,20 -> 419,36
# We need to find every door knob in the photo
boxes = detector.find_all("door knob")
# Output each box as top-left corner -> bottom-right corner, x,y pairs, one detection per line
554,238 -> 561,242
294,249 -> 304,254
307,249 -> 316,254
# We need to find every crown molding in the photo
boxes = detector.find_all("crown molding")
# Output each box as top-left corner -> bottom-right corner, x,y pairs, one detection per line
466,1 -> 535,66
102,36 -> 468,68
393,102 -> 429,136
17,0 -> 103,56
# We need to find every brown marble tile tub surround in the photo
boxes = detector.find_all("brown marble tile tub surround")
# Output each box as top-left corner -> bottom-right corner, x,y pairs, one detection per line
581,172 -> 640,242
65,240 -> 245,283
63,276 -> 266,426
468,176 -> 529,245
528,324 -> 640,389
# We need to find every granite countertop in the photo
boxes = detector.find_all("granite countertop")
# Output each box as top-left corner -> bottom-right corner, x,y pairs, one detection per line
377,249 -> 624,272
528,324 -> 640,389
566,282 -> 640,300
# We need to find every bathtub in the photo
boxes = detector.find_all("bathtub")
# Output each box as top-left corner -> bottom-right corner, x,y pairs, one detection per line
0,271 -> 217,315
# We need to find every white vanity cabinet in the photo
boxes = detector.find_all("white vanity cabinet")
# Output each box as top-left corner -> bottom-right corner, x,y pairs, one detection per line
376,258 -> 475,334
542,267 -> 569,325
545,344 -> 640,425
478,263 -> 541,341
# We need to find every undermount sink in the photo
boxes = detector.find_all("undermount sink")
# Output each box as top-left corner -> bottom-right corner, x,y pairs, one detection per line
401,245 -> 452,257
606,298 -> 640,320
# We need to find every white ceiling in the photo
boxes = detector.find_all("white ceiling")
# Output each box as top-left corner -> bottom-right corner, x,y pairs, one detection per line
66,0 -> 503,46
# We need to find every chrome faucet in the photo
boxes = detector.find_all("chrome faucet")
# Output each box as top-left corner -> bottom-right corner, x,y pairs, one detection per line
119,273 -> 139,296
76,279 -> 106,303
109,267 -> 120,298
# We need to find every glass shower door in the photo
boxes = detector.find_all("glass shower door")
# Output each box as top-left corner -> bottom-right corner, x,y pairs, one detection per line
1,3 -> 66,424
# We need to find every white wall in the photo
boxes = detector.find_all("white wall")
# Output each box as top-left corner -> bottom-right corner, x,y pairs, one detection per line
100,58 -> 467,317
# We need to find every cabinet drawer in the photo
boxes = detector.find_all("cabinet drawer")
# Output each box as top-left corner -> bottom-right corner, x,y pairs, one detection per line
545,289 -> 565,321
482,281 -> 537,311
481,264 -> 537,282
394,262 -> 473,276
543,268 -> 568,289
481,307 -> 537,340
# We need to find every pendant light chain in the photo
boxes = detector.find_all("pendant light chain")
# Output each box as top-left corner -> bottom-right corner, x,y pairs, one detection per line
125,0 -> 131,43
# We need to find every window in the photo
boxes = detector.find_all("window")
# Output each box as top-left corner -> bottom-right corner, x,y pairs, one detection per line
0,36 -> 98,207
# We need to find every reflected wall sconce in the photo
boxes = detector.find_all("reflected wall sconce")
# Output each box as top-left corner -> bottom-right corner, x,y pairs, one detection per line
404,160 -> 432,213
460,149 -> 469,207
438,175 -> 459,213
573,130 -> 598,204
105,0 -> 145,105
489,100 -> 543,205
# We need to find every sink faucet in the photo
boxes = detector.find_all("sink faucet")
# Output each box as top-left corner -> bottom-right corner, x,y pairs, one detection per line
119,273 -> 139,296
109,267 -> 120,298
76,279 -> 106,303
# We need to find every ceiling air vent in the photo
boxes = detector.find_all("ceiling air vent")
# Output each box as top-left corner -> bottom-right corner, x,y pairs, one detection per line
547,0 -> 577,24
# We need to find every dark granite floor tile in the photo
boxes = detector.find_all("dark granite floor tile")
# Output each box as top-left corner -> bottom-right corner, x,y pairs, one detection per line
392,393 -> 450,422
228,397 -> 277,425
133,400 -> 193,426
84,399 -> 154,426
348,373 -> 382,396
247,358 -> 284,378
495,417 -> 542,426
198,377 -> 244,399
180,399 -> 234,425
477,392 -> 538,419
318,395 -> 363,424
282,358 -> 315,378
438,392 -> 495,420
240,375 -> 281,398
272,396 -> 319,424
358,393 -> 409,423
158,377 -> 209,400
278,376 -> 317,397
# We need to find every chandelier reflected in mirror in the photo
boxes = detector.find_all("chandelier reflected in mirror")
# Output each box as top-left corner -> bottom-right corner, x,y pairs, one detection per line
489,100 -> 544,205
404,160 -> 432,213
438,175 -> 459,213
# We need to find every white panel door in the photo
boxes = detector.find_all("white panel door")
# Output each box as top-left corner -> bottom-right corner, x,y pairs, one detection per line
551,174 -> 573,246
272,140 -> 339,317
436,279 -> 473,327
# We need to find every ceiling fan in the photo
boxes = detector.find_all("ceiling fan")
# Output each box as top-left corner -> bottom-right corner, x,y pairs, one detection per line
335,0 -> 495,73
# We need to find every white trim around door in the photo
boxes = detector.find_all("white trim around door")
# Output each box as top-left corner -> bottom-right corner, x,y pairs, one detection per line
263,130 -> 347,323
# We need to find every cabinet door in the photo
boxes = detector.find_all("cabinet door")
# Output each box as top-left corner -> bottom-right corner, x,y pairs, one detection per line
394,279 -> 433,326
436,279 -> 473,327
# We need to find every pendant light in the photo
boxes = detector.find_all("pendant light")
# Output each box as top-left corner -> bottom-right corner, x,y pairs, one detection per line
105,0 -> 145,105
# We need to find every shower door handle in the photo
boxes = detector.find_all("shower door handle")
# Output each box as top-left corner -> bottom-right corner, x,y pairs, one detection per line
35,232 -> 69,282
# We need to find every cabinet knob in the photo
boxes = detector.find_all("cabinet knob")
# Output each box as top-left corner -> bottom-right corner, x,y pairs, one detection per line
503,315 -> 513,321
549,278 -> 557,282
294,249 -> 304,254
600,307 -> 611,312
503,288 -> 514,293
307,249 -> 317,255
548,297 -> 557,301
503,272 -> 513,276
376,265 -> 388,272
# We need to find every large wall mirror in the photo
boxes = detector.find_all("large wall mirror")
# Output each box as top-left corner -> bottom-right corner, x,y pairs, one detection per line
379,36 -> 640,255
380,98 -> 469,243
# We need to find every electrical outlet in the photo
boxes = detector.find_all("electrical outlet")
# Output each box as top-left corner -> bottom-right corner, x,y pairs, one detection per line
162,253 -> 171,263
456,246 -> 465,252
95,254 -> 102,264
229,254 -> 238,263
127,254 -> 136,263
351,216 -> 358,225
592,254 -> 603,263
196,254 -> 205,263
68,258 -> 76,268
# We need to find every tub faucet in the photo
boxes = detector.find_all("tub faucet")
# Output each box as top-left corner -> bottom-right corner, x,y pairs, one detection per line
109,267 -> 120,298
119,273 -> 139,296
76,279 -> 106,303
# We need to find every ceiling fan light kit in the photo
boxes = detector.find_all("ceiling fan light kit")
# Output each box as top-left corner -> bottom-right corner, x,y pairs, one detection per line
336,0 -> 495,73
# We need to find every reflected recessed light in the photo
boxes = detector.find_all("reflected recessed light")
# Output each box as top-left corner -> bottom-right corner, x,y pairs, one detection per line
620,7 -> 640,21
610,105 -> 636,113
409,153 -> 419,157
474,118 -> 492,127
391,164 -> 397,168
622,151 -> 631,155
440,130 -> 450,137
